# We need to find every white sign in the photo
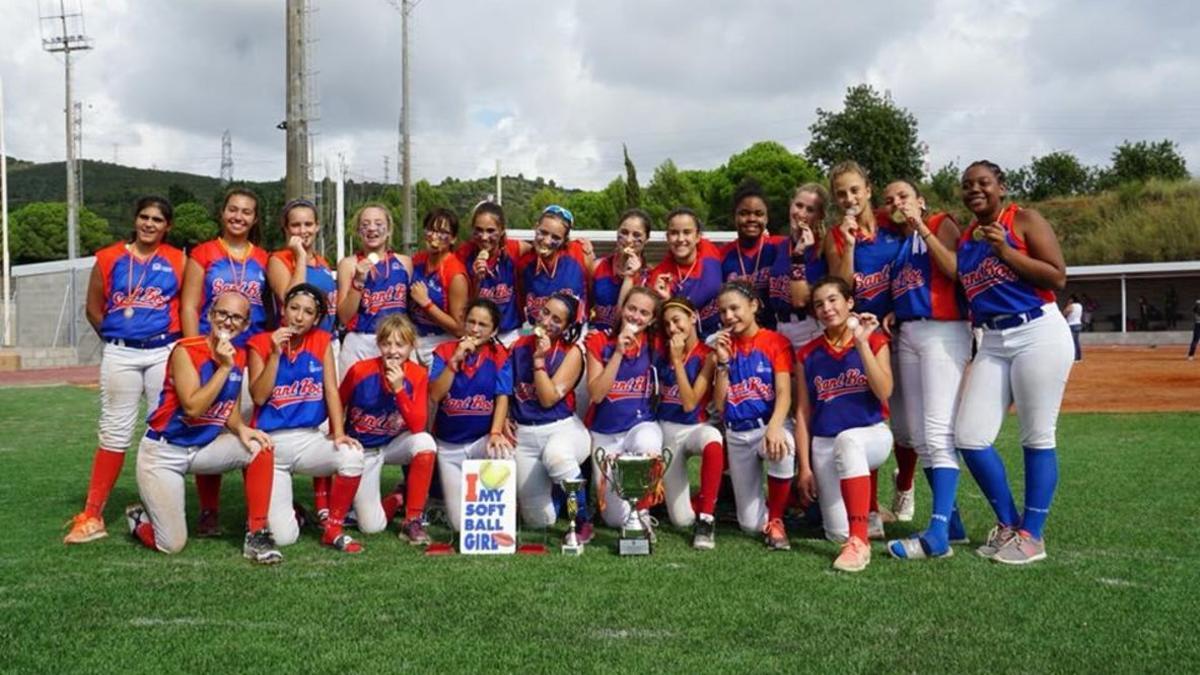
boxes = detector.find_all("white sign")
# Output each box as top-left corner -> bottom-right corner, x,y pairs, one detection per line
459,459 -> 517,555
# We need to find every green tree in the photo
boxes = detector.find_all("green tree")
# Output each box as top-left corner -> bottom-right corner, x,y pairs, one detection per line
167,202 -> 219,249
925,161 -> 961,209
1025,151 -> 1094,201
526,186 -> 567,226
1103,139 -> 1189,186
166,183 -> 196,206
10,202 -> 113,263
623,144 -> 641,208
565,190 -> 620,231
709,141 -> 821,231
806,84 -> 924,189
644,159 -> 709,226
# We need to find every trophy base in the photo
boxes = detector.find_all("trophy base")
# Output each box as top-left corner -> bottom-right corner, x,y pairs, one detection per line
561,542 -> 585,556
618,537 -> 651,556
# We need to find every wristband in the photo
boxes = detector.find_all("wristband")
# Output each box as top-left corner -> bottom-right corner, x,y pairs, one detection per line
421,301 -> 434,312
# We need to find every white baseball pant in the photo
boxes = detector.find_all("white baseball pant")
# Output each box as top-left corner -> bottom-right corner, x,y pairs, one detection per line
97,343 -> 172,451
267,428 -> 366,546
889,345 -> 911,450
897,320 -> 972,470
353,431 -> 437,533
660,420 -> 723,527
497,329 -> 521,348
513,416 -> 591,528
812,422 -> 893,542
724,422 -> 796,533
955,306 -> 1074,451
591,421 -> 664,528
436,435 -> 492,531
135,433 -> 255,553
416,334 -> 452,368
777,317 -> 822,350
339,331 -> 379,380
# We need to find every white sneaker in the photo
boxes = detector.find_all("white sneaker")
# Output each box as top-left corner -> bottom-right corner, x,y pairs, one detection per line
867,511 -> 885,540
890,487 -> 915,523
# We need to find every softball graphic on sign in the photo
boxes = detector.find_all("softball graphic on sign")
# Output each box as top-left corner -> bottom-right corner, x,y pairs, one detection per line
459,459 -> 518,555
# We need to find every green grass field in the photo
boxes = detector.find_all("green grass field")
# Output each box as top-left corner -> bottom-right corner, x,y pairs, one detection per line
1,385 -> 1197,673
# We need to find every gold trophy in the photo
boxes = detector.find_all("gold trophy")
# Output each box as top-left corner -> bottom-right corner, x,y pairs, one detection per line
560,477 -> 585,556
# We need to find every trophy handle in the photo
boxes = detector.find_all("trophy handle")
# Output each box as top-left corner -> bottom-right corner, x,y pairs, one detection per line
659,447 -> 673,472
592,446 -> 613,483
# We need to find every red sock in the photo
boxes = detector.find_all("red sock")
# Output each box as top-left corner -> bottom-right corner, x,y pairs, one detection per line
83,448 -> 125,517
312,476 -> 331,513
841,475 -> 871,541
243,449 -> 274,532
696,442 -> 724,517
196,474 -> 222,513
868,469 -> 880,513
766,476 -> 791,522
404,452 -> 436,521
134,521 -> 156,550
328,473 -> 362,527
895,445 -> 917,491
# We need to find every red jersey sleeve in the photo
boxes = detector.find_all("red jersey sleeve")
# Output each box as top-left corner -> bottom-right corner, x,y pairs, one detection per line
453,241 -> 476,265
396,361 -> 429,432
868,331 -> 889,355
269,249 -> 297,274
765,331 -> 793,373
246,332 -> 273,362
439,254 -> 468,290
794,335 -> 823,365
584,330 -> 608,360
189,240 -> 221,269
94,242 -> 123,294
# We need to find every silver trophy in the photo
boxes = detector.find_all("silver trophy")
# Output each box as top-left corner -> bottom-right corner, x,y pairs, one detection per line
560,477 -> 586,556
593,447 -> 673,556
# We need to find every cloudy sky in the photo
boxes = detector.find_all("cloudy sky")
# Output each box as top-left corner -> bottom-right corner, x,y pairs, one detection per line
2,0 -> 1198,190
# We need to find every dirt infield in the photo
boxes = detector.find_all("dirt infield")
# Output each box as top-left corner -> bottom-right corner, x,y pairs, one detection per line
1063,345 -> 1200,412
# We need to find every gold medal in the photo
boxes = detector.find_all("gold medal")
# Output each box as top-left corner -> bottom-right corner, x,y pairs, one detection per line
972,227 -> 987,242
891,210 -> 907,225
123,306 -> 135,319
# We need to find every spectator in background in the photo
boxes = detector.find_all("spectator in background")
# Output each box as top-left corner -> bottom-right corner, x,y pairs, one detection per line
1138,296 -> 1150,331
1165,286 -> 1178,330
1063,295 -> 1083,362
1188,299 -> 1200,361
1080,293 -> 1096,332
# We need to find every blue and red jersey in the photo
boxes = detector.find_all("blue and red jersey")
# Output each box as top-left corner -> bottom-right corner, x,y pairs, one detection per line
590,255 -> 649,333
191,239 -> 269,347
721,235 -> 785,329
146,336 -> 245,447
247,329 -> 332,432
410,251 -> 467,337
768,238 -> 823,324
830,211 -> 904,318
510,335 -> 578,426
456,239 -> 523,332
796,331 -> 889,438
520,247 -> 589,326
347,252 -> 410,334
648,239 -> 724,337
890,213 -> 966,322
584,330 -> 655,434
958,204 -> 1056,323
270,249 -> 337,333
95,241 -> 185,341
340,357 -> 428,449
654,340 -> 712,425
721,329 -> 793,428
430,339 -> 513,444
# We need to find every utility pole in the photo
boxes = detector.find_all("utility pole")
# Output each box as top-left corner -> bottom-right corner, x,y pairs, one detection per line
284,0 -> 314,201
495,159 -> 502,205
383,155 -> 390,185
220,129 -> 233,185
41,0 -> 93,351
73,101 -> 83,204
401,0 -> 414,252
1,76 -> 12,346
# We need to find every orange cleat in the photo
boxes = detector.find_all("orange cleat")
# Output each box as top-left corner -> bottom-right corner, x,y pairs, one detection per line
64,513 -> 107,544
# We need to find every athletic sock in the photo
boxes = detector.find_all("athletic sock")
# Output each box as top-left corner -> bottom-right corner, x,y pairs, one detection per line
312,476 -> 331,514
868,469 -> 880,514
696,442 -> 725,516
403,452 -> 436,522
133,521 -> 156,550
243,449 -> 274,532
83,448 -> 125,518
766,476 -> 791,522
921,467 -> 959,553
196,474 -> 222,513
925,467 -> 968,541
840,475 -> 871,542
327,473 -> 362,528
894,445 -> 917,491
1021,447 -> 1058,539
960,445 -> 1019,527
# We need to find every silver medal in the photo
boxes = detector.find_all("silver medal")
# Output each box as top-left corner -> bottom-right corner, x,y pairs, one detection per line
123,306 -> 136,319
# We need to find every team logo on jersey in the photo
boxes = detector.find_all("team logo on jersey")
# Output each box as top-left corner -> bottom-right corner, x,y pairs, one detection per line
768,275 -> 791,303
478,281 -> 514,305
212,279 -> 264,305
514,381 -> 537,403
269,377 -> 323,408
891,265 -> 925,299
151,263 -> 166,272
659,383 -> 683,406
348,407 -> 404,436
605,375 -> 651,402
362,285 -> 408,314
813,369 -> 869,402
960,256 -> 1019,300
854,266 -> 891,302
111,286 -> 170,311
591,304 -> 618,329
442,394 -> 494,417
188,399 -> 236,427
726,376 -> 773,406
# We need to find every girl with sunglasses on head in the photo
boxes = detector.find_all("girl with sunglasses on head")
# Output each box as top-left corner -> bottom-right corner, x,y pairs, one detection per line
520,205 -> 592,333
410,207 -> 469,365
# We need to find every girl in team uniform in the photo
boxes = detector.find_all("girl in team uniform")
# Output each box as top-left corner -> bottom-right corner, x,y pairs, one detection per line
248,284 -> 366,553
337,203 -> 414,376
65,197 -> 186,544
656,296 -> 725,550
772,183 -> 828,349
340,314 -> 439,544
720,182 -> 785,330
794,277 -> 893,572
954,161 -> 1073,566
181,188 -> 270,536
590,209 -> 652,334
649,208 -> 724,338
410,208 -> 468,364
710,281 -> 796,550
520,205 -> 591,330
584,287 -> 663,539
429,299 -> 514,532
124,291 -> 280,564
509,291 -> 592,544
824,161 -> 911,534
881,180 -> 972,560
456,202 -> 524,346
267,199 -> 338,337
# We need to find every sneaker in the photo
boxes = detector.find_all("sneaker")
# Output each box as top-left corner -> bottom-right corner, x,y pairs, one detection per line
399,518 -> 431,546
890,487 -> 915,523
833,536 -> 872,572
887,535 -> 953,560
196,509 -> 223,538
242,529 -> 283,565
992,531 -> 1047,565
124,503 -> 149,535
692,515 -> 716,551
637,510 -> 658,545
976,524 -> 1019,558
322,527 -> 364,554
763,518 -> 790,551
576,521 -> 595,545
64,512 -> 107,544
867,511 -> 886,540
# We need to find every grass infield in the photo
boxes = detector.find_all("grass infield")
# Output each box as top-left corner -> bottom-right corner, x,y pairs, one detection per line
1,386 -> 1197,673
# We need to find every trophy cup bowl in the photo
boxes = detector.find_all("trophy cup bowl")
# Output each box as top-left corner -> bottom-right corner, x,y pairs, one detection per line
593,447 -> 673,556
561,477 -> 585,556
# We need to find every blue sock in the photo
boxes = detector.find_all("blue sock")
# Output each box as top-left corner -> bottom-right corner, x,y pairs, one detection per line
949,505 -> 966,541
960,445 -> 1019,527
1021,447 -> 1058,539
920,468 -> 959,553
